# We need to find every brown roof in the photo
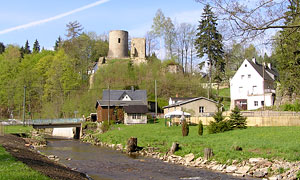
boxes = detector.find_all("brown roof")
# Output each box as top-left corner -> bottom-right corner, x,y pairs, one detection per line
124,105 -> 148,114
247,59 -> 279,81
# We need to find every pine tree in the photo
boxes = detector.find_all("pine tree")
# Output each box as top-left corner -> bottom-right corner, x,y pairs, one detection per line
229,106 -> 247,129
33,39 -> 40,53
54,36 -> 62,51
24,40 -> 31,54
0,42 -> 5,54
19,46 -> 25,59
195,4 -> 224,98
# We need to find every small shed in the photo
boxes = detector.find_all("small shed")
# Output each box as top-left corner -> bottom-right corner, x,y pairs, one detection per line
124,105 -> 148,125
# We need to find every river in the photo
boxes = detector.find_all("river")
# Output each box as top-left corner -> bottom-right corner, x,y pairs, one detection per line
38,139 -> 253,180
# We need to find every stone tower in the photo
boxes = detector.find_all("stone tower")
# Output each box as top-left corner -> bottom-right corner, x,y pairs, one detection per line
107,30 -> 129,59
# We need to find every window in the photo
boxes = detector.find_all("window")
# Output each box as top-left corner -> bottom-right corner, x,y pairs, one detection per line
118,38 -> 121,43
239,86 -> 243,93
261,101 -> 264,106
254,101 -> 258,106
241,75 -> 244,79
132,113 -> 141,119
248,74 -> 251,78
199,106 -> 204,113
245,64 -> 247,67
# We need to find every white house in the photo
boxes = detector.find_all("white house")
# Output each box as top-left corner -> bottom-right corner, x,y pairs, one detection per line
230,58 -> 278,110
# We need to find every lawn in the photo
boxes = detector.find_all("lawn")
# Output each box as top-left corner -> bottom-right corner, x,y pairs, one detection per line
0,145 -> 50,180
95,120 -> 300,163
3,125 -> 33,134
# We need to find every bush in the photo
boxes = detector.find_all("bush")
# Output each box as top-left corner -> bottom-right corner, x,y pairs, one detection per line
198,121 -> 203,136
280,101 -> 300,112
181,120 -> 189,136
100,120 -> 110,133
208,121 -> 231,134
228,106 -> 247,129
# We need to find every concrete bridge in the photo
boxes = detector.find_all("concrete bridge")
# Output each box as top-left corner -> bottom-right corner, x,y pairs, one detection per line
31,118 -> 84,139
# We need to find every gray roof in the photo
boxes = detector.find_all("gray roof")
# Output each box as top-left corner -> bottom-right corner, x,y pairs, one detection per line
102,89 -> 147,103
96,100 -> 145,107
247,59 -> 279,81
163,97 -> 218,109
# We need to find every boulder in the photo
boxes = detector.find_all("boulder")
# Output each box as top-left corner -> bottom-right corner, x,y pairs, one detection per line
226,165 -> 237,173
184,153 -> 194,163
235,166 -> 250,174
249,158 -> 265,164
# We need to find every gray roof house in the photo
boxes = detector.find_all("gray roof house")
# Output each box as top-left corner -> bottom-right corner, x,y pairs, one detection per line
96,88 -> 148,124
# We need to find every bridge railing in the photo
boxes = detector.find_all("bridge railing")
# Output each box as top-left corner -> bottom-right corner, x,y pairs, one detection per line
30,118 -> 84,125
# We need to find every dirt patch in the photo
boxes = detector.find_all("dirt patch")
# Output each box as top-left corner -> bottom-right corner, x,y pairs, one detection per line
0,134 -> 88,180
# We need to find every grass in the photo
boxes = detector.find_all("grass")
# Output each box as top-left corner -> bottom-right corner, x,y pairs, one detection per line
0,145 -> 50,180
94,119 -> 300,163
3,125 -> 33,134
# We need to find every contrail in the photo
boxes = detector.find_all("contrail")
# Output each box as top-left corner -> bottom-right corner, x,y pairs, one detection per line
0,0 -> 110,35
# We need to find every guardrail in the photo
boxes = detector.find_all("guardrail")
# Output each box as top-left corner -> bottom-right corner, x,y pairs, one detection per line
30,118 -> 83,125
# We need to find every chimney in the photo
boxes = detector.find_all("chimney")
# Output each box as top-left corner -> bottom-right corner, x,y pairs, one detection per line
267,63 -> 271,69
252,57 -> 256,64
131,86 -> 134,92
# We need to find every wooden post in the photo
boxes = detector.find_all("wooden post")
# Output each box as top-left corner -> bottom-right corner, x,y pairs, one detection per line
169,142 -> 179,154
127,137 -> 137,153
204,148 -> 214,160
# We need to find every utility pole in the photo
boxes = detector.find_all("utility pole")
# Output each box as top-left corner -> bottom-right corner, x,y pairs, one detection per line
23,86 -> 26,126
108,84 -> 110,124
262,62 -> 265,110
155,80 -> 157,122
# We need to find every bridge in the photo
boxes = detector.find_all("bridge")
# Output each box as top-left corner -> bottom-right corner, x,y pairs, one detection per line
30,118 -> 84,139
30,118 -> 84,129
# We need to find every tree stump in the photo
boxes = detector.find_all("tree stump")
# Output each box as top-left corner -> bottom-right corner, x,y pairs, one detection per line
127,137 -> 137,153
169,142 -> 179,154
204,148 -> 214,160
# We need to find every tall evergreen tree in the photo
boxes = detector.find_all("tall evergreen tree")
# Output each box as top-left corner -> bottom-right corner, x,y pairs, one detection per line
19,46 -> 25,59
54,36 -> 62,51
33,39 -> 40,53
274,1 -> 300,97
195,4 -> 224,98
24,40 -> 31,54
0,42 -> 5,54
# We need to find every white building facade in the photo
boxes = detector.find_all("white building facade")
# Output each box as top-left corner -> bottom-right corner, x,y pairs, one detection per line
230,59 -> 278,110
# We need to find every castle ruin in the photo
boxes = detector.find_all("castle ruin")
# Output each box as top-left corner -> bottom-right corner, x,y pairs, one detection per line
107,30 -> 146,64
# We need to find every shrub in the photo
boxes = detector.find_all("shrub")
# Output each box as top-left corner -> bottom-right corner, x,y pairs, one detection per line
100,120 -> 110,133
198,121 -> 203,136
208,121 -> 231,134
181,120 -> 189,136
228,106 -> 247,129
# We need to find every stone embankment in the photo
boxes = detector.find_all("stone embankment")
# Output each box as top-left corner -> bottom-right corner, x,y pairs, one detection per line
82,134 -> 300,180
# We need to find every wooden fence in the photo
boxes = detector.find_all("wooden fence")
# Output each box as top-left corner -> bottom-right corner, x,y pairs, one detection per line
171,111 -> 300,127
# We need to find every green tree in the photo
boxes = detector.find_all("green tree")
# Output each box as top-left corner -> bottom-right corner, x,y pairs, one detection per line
195,4 -> 224,98
0,42 -> 5,54
198,120 -> 203,136
54,36 -> 62,51
228,106 -> 247,129
33,39 -> 40,53
24,40 -> 31,54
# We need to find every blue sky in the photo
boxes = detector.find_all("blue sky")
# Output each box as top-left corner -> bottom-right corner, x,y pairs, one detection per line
0,0 -> 204,49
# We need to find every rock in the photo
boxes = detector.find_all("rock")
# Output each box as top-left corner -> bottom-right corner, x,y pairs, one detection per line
25,143 -> 31,147
232,173 -> 244,177
66,158 -> 71,161
48,155 -> 55,159
216,164 -> 226,171
249,158 -> 265,164
226,165 -> 237,173
269,176 -> 279,180
235,166 -> 250,174
253,170 -> 266,178
184,153 -> 194,163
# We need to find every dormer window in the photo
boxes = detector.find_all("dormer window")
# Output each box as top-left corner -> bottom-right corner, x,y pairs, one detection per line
245,64 -> 247,67
122,94 -> 132,101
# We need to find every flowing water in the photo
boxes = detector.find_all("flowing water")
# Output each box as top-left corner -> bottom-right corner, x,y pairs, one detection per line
38,139 -> 254,180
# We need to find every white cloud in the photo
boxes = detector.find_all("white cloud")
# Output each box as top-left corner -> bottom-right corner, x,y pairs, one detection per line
0,0 -> 110,35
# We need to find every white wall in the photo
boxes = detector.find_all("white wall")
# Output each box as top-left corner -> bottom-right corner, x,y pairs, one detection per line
247,94 -> 273,110
52,128 -> 74,139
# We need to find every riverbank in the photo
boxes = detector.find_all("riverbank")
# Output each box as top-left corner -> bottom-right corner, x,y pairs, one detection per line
0,132 -> 88,180
82,121 -> 300,179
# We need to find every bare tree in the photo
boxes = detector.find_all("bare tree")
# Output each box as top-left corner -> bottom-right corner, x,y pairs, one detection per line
195,0 -> 299,41
145,31 -> 158,57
